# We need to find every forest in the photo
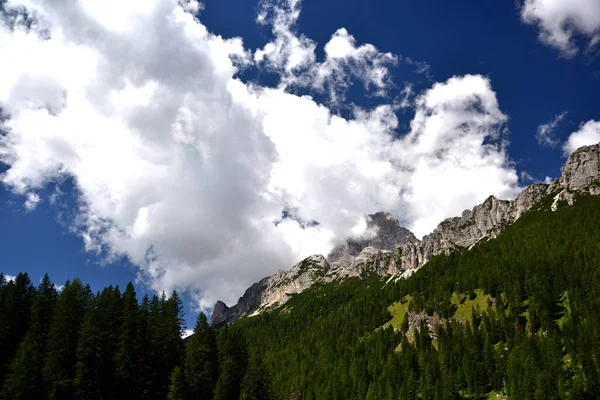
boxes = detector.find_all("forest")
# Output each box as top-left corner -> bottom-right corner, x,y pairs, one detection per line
0,275 -> 271,400
235,195 -> 600,399
2,194 -> 600,399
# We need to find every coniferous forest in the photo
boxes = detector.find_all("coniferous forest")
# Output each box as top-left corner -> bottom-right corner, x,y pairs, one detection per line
2,195 -> 600,399
0,276 -> 271,400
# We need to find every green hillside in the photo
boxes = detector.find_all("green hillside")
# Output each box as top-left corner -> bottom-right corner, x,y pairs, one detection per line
235,194 -> 600,399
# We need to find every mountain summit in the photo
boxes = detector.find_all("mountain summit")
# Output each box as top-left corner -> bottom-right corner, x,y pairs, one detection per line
210,143 -> 600,327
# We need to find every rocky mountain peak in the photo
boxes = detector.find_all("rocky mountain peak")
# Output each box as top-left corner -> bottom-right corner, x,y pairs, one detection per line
327,211 -> 418,268
209,142 -> 600,327
560,143 -> 600,193
209,253 -> 330,327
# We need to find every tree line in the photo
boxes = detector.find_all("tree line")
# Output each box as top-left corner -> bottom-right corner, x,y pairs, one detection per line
0,274 -> 272,400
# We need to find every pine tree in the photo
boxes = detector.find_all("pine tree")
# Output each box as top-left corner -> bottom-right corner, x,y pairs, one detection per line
159,290 -> 185,397
115,282 -> 141,398
167,366 -> 187,400
0,273 -> 34,386
73,285 -> 123,399
186,312 -> 218,399
137,294 -> 155,399
214,328 -> 248,400
1,274 -> 58,400
164,290 -> 186,369
43,278 -> 91,400
73,295 -> 99,400
144,294 -> 164,399
240,352 -> 272,400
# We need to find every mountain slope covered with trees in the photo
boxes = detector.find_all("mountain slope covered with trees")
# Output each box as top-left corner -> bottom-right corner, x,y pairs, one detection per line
234,194 -> 600,399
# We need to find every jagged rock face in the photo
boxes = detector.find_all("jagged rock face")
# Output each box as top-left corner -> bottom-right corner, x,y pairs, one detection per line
560,143 -> 600,192
209,278 -> 270,327
327,212 -> 418,268
399,183 -> 550,273
330,247 -> 404,279
210,255 -> 330,327
210,142 -> 600,327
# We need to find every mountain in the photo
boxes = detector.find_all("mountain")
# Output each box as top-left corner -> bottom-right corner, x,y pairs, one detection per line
237,183 -> 600,399
210,143 -> 600,327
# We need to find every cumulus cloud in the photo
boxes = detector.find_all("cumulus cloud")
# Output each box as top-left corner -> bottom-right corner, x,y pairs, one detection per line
536,111 -> 567,146
395,75 -> 519,236
521,0 -> 600,57
3,274 -> 17,282
0,0 -> 520,311
255,0 -> 399,103
563,120 -> 600,155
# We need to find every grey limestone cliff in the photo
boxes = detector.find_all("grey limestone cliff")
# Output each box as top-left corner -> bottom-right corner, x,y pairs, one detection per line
209,254 -> 330,327
209,142 -> 600,327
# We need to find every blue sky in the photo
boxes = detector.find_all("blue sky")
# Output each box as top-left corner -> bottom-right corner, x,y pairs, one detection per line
1,0 -> 600,327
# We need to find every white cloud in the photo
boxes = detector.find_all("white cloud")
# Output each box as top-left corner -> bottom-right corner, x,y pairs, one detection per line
395,75 -> 519,237
0,0 -> 520,311
536,111 -> 567,146
182,328 -> 194,339
521,0 -> 600,57
3,274 -> 17,282
563,120 -> 600,155
24,192 -> 41,210
521,171 -> 535,182
254,0 -> 397,103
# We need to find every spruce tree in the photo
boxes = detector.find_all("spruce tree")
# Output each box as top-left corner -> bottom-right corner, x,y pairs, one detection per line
73,295 -> 99,400
115,282 -> 141,398
240,352 -> 272,400
185,312 -> 218,399
167,366 -> 187,400
1,274 -> 58,400
0,273 -> 34,386
213,328 -> 248,400
43,278 -> 91,400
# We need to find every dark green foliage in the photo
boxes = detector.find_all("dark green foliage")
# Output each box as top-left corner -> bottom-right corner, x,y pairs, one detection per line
0,273 -> 263,400
1,274 -> 57,400
0,273 -> 34,387
186,312 -> 218,399
240,352 -> 272,400
167,366 -> 187,400
115,282 -> 141,397
43,279 -> 91,400
214,327 -> 249,400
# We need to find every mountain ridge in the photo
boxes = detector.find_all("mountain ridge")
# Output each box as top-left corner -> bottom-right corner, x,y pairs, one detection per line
209,142 -> 600,327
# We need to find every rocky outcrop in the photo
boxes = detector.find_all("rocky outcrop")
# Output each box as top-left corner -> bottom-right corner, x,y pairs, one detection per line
210,142 -> 600,327
560,143 -> 600,194
210,255 -> 330,327
398,183 -> 549,273
327,212 -> 418,268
